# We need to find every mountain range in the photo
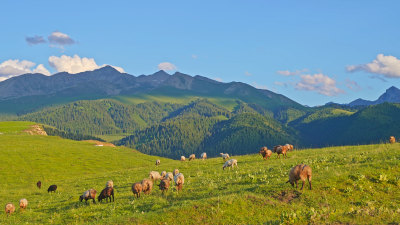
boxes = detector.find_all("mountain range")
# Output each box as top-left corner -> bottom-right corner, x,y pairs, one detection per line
1,67 -> 400,158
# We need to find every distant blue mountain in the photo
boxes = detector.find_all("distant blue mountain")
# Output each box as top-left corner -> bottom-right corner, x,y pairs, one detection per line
348,86 -> 400,106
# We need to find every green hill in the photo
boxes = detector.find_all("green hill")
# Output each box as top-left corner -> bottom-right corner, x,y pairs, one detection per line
0,121 -> 399,224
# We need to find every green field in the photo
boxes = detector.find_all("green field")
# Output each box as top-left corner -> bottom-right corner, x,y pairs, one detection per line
1,121 -> 399,224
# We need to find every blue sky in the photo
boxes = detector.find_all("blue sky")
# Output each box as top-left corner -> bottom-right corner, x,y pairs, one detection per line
1,1 -> 399,106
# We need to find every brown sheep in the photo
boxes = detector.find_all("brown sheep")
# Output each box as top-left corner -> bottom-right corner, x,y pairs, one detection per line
189,154 -> 195,161
259,147 -> 272,160
155,159 -> 161,166
19,198 -> 28,210
174,173 -> 185,191
390,136 -> 396,144
5,203 -> 15,215
158,178 -> 170,195
273,145 -> 288,158
98,187 -> 114,203
36,181 -> 41,189
131,182 -> 143,198
287,164 -> 312,190
80,189 -> 97,204
141,178 -> 153,194
285,144 -> 294,151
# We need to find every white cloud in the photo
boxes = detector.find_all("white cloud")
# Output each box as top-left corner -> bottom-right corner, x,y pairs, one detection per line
191,54 -> 198,59
345,79 -> 361,91
347,54 -> 400,78
48,31 -> 75,48
295,73 -> 344,96
26,35 -> 46,45
158,62 -> 177,71
277,68 -> 308,76
0,59 -> 51,81
48,54 -> 125,74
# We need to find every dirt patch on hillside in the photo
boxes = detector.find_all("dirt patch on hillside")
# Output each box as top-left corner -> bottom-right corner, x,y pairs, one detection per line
23,125 -> 47,136
274,190 -> 302,203
84,140 -> 116,147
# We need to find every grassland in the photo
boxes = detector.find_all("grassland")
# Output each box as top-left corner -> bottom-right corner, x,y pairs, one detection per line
1,121 -> 400,224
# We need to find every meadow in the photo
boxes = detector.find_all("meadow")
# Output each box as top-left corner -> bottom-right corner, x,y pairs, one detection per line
0,121 -> 399,224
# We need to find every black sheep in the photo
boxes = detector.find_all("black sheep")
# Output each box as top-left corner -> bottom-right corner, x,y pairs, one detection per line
47,184 -> 57,193
97,187 -> 114,202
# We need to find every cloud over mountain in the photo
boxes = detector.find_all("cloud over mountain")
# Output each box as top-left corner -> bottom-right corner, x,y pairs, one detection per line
295,73 -> 344,96
0,59 -> 50,81
158,62 -> 177,71
347,54 -> 400,78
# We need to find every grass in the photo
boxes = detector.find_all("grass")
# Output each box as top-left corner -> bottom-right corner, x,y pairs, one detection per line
1,121 -> 400,224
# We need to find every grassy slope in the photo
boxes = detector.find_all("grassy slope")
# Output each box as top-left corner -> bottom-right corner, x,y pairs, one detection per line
1,122 -> 400,224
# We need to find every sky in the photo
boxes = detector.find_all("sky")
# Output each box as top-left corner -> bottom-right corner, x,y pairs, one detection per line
0,0 -> 399,106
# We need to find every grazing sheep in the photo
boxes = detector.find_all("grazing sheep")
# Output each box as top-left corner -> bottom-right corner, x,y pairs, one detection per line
36,181 -> 41,189
161,171 -> 167,178
141,178 -> 153,194
390,136 -> 396,144
285,144 -> 294,151
131,182 -> 143,198
180,156 -> 186,161
47,184 -> 57,193
19,199 -> 28,210
189,154 -> 195,161
5,203 -> 15,215
98,187 -> 114,202
287,164 -> 312,190
149,171 -> 162,181
201,152 -> 207,160
173,169 -> 179,176
259,147 -> 272,160
156,159 -> 161,166
174,173 -> 185,191
164,172 -> 174,181
105,180 -> 114,188
80,189 -> 97,204
220,153 -> 230,161
223,159 -> 238,170
273,145 -> 288,158
158,178 -> 170,194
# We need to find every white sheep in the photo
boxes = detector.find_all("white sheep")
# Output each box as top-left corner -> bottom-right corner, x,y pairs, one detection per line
5,203 -> 15,215
174,173 -> 185,191
155,159 -> 161,166
106,180 -> 114,188
220,153 -> 230,161
173,169 -> 179,176
180,156 -> 186,161
164,172 -> 174,181
201,152 -> 207,160
161,171 -> 167,178
222,159 -> 238,170
19,198 -> 28,210
149,171 -> 162,181
189,154 -> 195,161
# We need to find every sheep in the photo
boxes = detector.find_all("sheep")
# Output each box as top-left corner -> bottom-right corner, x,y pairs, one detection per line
80,189 -> 97,204
5,203 -> 15,215
287,164 -> 312,190
273,145 -> 288,158
161,171 -> 167,178
141,178 -> 153,194
158,178 -> 170,195
173,169 -> 179,176
222,159 -> 238,170
37,181 -> 41,189
220,153 -> 230,161
98,187 -> 114,203
285,144 -> 294,151
189,154 -> 195,161
180,156 -> 186,161
259,147 -> 272,160
174,173 -> 185,191
164,172 -> 174,181
47,184 -> 57,193
390,136 -> 396,144
19,198 -> 28,210
131,182 -> 143,198
201,152 -> 207,160
105,180 -> 114,188
149,171 -> 162,181
155,159 -> 161,166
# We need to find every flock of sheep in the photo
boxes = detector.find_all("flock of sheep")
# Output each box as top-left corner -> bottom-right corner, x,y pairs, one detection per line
5,136 -> 397,215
